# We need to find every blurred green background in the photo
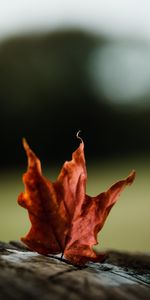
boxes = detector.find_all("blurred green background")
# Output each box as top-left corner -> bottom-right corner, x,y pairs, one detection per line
0,1 -> 150,252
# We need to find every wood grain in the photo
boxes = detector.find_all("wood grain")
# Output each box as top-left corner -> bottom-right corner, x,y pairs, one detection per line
0,241 -> 149,300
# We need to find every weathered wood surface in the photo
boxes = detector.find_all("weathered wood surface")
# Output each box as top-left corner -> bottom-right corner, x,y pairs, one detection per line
0,241 -> 149,300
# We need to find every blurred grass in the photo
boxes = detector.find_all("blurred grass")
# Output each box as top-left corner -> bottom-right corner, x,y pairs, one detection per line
0,155 -> 149,252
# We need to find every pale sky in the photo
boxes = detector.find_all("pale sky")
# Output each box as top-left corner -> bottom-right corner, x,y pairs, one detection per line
0,0 -> 150,41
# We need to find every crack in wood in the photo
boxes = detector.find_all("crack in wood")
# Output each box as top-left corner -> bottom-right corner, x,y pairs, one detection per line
48,267 -> 79,281
88,263 -> 150,288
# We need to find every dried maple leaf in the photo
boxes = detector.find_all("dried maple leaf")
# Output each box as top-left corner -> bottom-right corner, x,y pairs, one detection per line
18,136 -> 135,265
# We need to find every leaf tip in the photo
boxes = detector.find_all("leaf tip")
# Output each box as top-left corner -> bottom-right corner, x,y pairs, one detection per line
22,137 -> 29,151
127,169 -> 136,185
76,130 -> 83,144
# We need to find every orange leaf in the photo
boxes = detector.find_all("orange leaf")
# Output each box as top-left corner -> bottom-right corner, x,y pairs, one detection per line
18,137 -> 135,265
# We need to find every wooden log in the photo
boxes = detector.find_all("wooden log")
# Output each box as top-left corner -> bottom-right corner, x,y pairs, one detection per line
0,241 -> 149,300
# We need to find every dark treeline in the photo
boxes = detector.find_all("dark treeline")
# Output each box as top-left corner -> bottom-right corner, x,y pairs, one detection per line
0,29 -> 150,168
